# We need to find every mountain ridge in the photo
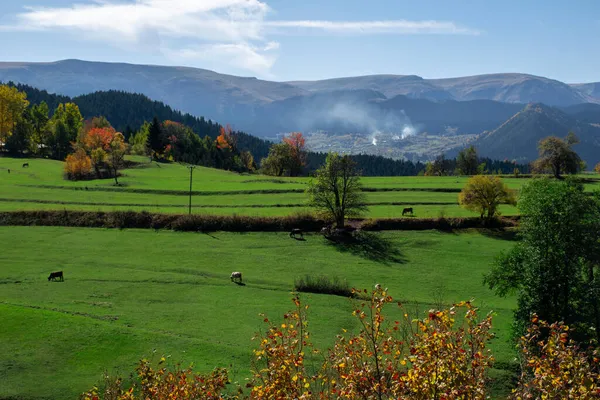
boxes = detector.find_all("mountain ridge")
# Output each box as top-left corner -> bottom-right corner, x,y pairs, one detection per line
473,103 -> 600,165
2,59 -> 600,165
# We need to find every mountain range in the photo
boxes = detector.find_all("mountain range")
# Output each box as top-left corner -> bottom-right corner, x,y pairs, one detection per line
1,59 -> 600,165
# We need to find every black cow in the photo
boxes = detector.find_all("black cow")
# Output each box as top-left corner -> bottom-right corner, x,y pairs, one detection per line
48,271 -> 64,281
22,163 -> 29,168
289,228 -> 304,239
402,207 -> 414,216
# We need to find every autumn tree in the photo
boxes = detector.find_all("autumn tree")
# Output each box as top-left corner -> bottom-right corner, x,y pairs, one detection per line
595,162 -> 600,175
283,132 -> 307,177
456,145 -> 479,175
458,175 -> 516,220
64,148 -> 92,180
84,127 -> 115,177
485,178 -> 600,341
0,85 -> 29,151
307,153 -> 367,228
533,133 -> 582,178
215,125 -> 234,150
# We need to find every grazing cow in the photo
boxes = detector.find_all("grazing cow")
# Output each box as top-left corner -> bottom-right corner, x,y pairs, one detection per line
48,271 -> 64,282
289,228 -> 304,239
22,163 -> 29,168
402,207 -> 414,216
230,271 -> 242,283
320,225 -> 332,236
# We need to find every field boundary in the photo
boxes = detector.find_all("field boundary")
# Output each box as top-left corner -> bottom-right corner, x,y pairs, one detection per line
0,198 -> 459,208
20,184 -> 464,195
0,210 -> 519,232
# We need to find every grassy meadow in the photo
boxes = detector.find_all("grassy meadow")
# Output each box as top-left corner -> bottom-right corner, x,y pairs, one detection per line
1,226 -> 517,399
0,156 -> 528,218
2,156 -> 600,399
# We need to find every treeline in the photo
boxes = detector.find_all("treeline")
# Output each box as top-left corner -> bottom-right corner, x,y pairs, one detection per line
424,148 -> 530,176
0,84 -> 256,178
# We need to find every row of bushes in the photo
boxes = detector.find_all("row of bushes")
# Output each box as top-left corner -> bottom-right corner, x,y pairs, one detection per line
0,211 -> 324,232
359,216 -> 519,231
0,211 -> 519,232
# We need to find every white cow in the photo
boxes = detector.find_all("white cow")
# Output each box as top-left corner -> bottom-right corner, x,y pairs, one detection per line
231,271 -> 243,283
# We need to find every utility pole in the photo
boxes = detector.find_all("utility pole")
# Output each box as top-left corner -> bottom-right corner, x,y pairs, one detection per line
187,165 -> 196,215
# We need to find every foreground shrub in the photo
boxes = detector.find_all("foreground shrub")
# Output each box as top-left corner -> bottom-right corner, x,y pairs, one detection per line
250,289 -> 494,399
250,296 -> 316,399
83,290 -> 600,399
510,316 -> 600,399
320,291 -> 494,399
64,148 -> 93,180
293,275 -> 352,297
80,358 -> 230,400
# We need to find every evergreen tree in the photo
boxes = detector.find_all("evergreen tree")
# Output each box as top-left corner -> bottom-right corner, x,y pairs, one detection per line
147,117 -> 164,156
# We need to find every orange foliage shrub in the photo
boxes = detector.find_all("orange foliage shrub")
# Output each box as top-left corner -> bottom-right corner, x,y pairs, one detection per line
510,316 -> 600,399
250,296 -> 316,399
250,288 -> 494,400
82,290 -> 600,399
80,358 -> 230,400
64,148 -> 92,180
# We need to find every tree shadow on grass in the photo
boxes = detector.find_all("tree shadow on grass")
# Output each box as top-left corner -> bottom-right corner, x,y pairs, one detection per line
480,228 -> 520,241
325,231 -> 407,265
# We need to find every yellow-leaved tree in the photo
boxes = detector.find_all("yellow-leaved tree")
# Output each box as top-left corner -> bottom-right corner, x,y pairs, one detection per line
459,175 -> 516,220
0,85 -> 29,149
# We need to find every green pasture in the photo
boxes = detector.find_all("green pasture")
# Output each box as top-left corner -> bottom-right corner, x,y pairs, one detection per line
0,226 -> 517,399
3,156 -> 595,218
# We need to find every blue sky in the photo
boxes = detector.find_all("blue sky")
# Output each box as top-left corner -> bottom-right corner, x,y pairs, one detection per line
0,0 -> 598,83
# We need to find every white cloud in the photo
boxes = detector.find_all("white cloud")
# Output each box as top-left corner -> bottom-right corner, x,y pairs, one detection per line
1,0 -> 480,75
266,20 -> 480,35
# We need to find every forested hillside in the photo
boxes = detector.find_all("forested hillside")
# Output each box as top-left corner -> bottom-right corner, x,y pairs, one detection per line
5,83 -> 433,176
5,82 -> 534,176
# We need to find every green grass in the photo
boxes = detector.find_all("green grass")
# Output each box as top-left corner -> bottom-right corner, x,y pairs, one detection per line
1,156 -> 587,219
0,226 -> 517,399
